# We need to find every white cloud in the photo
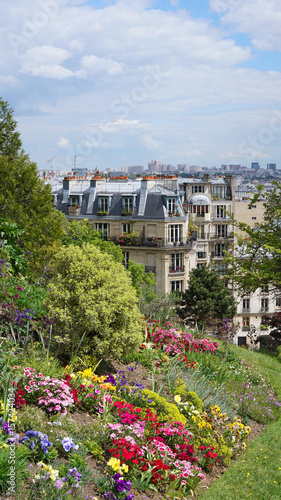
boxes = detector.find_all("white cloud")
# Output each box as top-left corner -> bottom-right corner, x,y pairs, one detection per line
20,45 -> 73,79
210,0 -> 281,51
58,137 -> 71,148
1,1 -> 281,169
79,55 -> 123,76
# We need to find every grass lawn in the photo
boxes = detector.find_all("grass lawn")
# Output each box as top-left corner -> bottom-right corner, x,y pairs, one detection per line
198,344 -> 281,500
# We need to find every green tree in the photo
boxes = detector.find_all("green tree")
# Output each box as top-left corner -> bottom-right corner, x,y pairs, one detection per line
0,98 -> 22,158
178,265 -> 237,329
0,99 -> 64,268
0,219 -> 26,274
63,219 -> 156,300
62,219 -> 124,263
226,182 -> 281,295
45,243 -> 143,358
127,260 -> 155,301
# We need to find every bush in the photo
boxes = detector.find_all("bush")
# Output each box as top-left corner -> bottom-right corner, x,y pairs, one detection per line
141,388 -> 186,425
45,244 -> 142,359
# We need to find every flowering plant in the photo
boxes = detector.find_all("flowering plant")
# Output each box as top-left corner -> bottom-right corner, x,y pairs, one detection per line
19,430 -> 55,462
21,367 -> 76,414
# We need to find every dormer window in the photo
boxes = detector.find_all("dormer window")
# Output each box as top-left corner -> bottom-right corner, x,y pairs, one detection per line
122,196 -> 134,215
68,195 -> 80,207
98,196 -> 109,214
167,197 -> 178,214
212,185 -> 226,199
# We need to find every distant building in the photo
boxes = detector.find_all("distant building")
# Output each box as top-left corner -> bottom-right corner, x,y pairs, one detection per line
121,165 -> 144,174
267,163 -> 277,171
251,162 -> 260,171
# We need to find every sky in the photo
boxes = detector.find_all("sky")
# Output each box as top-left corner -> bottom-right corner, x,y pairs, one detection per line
1,0 -> 281,171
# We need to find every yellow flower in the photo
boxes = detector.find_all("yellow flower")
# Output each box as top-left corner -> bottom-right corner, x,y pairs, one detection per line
174,395 -> 181,404
121,464 -> 129,473
107,457 -> 121,471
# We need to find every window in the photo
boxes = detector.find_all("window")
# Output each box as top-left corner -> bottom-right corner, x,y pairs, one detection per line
197,263 -> 204,269
261,298 -> 269,312
252,217 -> 257,220
192,205 -> 209,216
214,262 -> 227,276
252,204 -> 256,208
170,253 -> 184,272
94,223 -> 109,239
122,223 -> 131,234
123,251 -> 129,269
170,280 -> 183,292
69,195 -> 80,206
191,185 -> 205,193
167,197 -> 177,214
215,205 -> 226,218
261,285 -> 269,293
215,224 -> 228,237
215,243 -> 227,257
168,224 -> 182,243
212,185 -> 225,199
122,197 -> 134,214
242,317 -> 250,331
197,251 -> 206,259
98,197 -> 109,212
243,298 -> 250,311
276,295 -> 281,307
197,225 -> 205,239
238,336 -> 247,347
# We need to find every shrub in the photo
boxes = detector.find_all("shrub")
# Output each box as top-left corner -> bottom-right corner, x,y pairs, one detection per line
45,244 -> 142,359
141,388 -> 186,425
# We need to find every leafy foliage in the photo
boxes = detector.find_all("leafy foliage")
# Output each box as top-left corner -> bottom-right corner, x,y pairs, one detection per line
0,97 -> 23,158
45,243 -> 142,358
226,182 -> 281,294
0,99 -> 64,273
178,265 -> 237,328
63,219 -> 156,301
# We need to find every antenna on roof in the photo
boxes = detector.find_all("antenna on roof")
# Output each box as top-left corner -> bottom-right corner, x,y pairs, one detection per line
73,155 -> 82,170
47,156 -> 56,166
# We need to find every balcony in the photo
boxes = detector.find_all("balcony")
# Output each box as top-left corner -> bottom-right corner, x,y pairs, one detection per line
121,209 -> 133,216
68,205 -> 81,216
211,252 -> 224,259
145,266 -> 156,274
97,210 -> 108,216
169,265 -> 185,274
110,235 -> 192,248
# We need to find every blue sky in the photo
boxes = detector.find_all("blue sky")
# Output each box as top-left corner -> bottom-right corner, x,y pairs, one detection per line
1,0 -> 281,171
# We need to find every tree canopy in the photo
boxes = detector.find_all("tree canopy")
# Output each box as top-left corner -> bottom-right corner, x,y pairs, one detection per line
0,98 -> 64,266
0,98 -> 23,158
63,219 -> 156,301
226,182 -> 281,295
45,243 -> 142,358
178,265 -> 237,329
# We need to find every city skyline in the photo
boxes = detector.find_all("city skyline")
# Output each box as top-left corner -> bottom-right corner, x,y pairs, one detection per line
1,0 -> 281,171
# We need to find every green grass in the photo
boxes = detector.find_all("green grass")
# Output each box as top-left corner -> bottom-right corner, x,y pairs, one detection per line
197,344 -> 281,500
199,420 -> 281,500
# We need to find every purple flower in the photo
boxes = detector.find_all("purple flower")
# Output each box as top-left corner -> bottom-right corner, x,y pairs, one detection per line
62,437 -> 79,452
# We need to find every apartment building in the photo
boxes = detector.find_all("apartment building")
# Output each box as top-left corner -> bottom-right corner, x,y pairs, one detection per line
179,173 -> 236,277
50,170 -> 277,347
53,172 -> 197,294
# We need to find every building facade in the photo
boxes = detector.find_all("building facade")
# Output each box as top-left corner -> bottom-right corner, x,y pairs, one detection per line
53,173 -> 197,295
50,170 -> 277,347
